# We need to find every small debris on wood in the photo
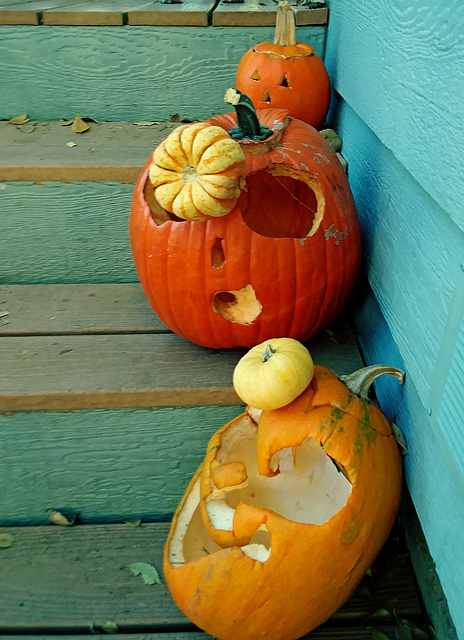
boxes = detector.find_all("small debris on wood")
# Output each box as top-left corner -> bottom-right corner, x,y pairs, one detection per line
0,533 -> 15,548
47,509 -> 78,526
124,519 -> 143,528
8,114 -> 29,125
90,621 -> 119,634
127,562 -> 162,585
66,142 -> 77,148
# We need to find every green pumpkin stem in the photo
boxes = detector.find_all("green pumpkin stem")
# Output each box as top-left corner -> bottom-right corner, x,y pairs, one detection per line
339,365 -> 405,400
224,88 -> 262,138
261,343 -> 276,363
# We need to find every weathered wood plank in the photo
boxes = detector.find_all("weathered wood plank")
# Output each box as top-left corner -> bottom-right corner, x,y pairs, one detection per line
324,0 -> 464,231
128,0 -> 217,27
0,0 -> 81,24
42,0 -> 207,25
0,523 -> 421,631
0,181 -> 137,285
0,405 -> 243,523
0,326 -> 362,410
0,25 -> 326,122
0,333 -> 244,409
212,0 -> 328,27
0,283 -> 169,334
0,120 -> 176,182
10,629 -> 399,640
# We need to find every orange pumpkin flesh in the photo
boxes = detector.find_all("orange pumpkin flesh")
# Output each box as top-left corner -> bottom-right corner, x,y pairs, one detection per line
130,108 -> 362,349
235,2 -> 330,128
164,366 -> 403,640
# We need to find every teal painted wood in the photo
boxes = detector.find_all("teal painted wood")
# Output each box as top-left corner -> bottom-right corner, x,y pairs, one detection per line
1,181 -> 137,284
0,404 -> 242,525
325,0 -> 464,231
0,24 -> 325,122
330,101 -> 464,413
354,288 -> 464,640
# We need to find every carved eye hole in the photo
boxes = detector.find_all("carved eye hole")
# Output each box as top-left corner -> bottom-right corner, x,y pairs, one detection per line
251,69 -> 260,81
280,74 -> 290,88
262,90 -> 271,103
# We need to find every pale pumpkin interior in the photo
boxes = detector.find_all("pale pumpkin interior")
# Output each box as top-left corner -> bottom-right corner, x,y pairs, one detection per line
169,413 -> 351,568
238,164 -> 325,239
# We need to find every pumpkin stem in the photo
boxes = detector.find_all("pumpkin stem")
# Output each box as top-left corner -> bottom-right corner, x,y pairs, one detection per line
224,89 -> 273,141
261,343 -> 276,363
274,1 -> 296,47
339,365 -> 405,400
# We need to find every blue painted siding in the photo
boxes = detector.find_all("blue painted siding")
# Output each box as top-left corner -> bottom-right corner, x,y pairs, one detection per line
325,0 -> 464,636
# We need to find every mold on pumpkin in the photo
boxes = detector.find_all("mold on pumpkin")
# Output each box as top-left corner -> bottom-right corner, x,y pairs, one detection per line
163,364 -> 404,640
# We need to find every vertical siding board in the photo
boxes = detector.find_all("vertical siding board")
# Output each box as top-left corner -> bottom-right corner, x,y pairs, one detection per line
325,0 -> 464,229
329,100 -> 464,408
354,288 -> 464,637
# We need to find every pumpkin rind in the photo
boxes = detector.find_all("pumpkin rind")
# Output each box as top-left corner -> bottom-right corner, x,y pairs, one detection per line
163,366 -> 402,640
149,123 -> 246,221
130,109 -> 361,349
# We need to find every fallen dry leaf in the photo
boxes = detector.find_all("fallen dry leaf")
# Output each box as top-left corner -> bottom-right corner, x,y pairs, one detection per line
71,114 -> 90,134
9,114 -> 30,125
0,533 -> 15,548
47,509 -> 77,526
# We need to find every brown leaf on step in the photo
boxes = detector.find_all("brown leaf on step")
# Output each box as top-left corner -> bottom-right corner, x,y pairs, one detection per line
170,114 -> 181,122
9,114 -> 30,125
72,114 -> 90,134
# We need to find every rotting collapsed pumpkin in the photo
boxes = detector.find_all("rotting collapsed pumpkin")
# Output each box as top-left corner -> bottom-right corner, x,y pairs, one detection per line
130,90 -> 362,349
164,364 -> 405,640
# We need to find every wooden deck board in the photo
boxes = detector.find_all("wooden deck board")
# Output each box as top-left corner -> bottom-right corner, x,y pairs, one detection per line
0,522 -> 421,633
0,0 -> 85,24
0,120 -> 176,182
128,0 -> 217,27
42,0 -> 161,25
0,282 -> 363,410
213,0 -> 328,27
0,329 -> 362,410
0,283 -> 168,334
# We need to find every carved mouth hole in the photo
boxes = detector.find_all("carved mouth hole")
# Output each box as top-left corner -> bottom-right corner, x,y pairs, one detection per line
280,74 -> 290,87
238,165 -> 325,238
211,238 -> 226,268
262,90 -> 271,103
251,69 -> 260,81
212,284 -> 262,325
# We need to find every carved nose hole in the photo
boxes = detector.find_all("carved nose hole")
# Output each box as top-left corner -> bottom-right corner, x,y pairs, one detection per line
211,238 -> 226,268
262,90 -> 271,103
251,69 -> 260,81
280,74 -> 290,88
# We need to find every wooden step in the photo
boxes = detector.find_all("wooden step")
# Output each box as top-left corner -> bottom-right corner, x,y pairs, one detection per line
0,0 -> 328,26
0,283 -> 362,411
0,282 -> 363,525
0,521 -> 422,637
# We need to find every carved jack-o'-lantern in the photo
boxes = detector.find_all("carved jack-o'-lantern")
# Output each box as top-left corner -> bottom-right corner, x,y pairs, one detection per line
235,1 -> 331,128
130,92 -> 361,349
164,364 -> 404,640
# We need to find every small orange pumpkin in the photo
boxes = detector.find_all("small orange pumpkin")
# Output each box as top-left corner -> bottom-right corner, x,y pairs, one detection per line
164,365 -> 404,640
235,1 -> 330,128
